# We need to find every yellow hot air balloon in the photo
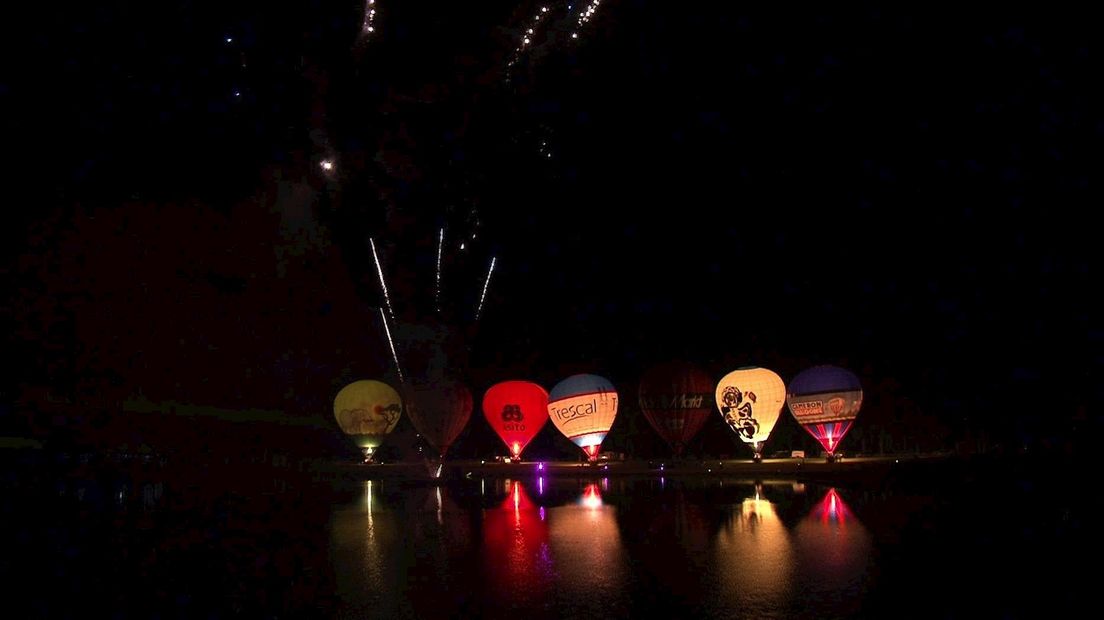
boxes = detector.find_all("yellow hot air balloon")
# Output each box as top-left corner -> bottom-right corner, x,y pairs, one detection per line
715,367 -> 786,460
334,379 -> 403,462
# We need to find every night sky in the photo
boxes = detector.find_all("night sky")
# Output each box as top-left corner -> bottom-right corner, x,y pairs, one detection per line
3,2 -> 1100,450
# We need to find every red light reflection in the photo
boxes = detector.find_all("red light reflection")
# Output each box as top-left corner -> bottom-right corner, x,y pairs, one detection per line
482,480 -> 553,600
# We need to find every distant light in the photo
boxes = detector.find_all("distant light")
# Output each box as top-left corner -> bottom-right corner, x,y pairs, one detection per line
320,159 -> 334,171
460,242 -> 466,250
234,91 -> 241,97
225,37 -> 233,43
367,26 -> 374,32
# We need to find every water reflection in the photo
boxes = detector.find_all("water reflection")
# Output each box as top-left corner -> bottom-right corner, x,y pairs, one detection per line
714,485 -> 794,612
481,480 -> 553,610
547,482 -> 630,618
331,482 -> 474,619
329,480 -> 879,619
792,488 -> 874,614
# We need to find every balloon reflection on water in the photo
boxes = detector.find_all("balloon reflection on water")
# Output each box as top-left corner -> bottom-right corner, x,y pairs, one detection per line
793,488 -> 874,605
481,480 -> 553,605
715,486 -> 795,608
547,482 -> 628,614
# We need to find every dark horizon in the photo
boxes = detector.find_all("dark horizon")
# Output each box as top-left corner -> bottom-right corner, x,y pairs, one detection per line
3,2 -> 1100,454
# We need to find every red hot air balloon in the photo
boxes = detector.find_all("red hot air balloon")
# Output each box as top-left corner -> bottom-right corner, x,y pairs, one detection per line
638,361 -> 714,456
483,381 -> 550,462
403,378 -> 473,466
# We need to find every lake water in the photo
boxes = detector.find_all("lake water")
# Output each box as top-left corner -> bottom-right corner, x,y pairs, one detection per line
7,459 -> 1096,618
327,470 -> 1092,619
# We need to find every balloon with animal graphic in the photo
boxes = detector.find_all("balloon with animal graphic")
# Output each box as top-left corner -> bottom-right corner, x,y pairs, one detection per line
333,379 -> 403,462
715,367 -> 786,461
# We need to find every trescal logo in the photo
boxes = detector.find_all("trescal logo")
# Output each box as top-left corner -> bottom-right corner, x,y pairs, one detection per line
550,397 -> 600,424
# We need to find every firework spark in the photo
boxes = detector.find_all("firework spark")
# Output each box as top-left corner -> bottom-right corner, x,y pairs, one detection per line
435,227 -> 444,313
361,0 -> 377,37
572,0 -> 602,39
369,237 -> 397,323
505,5 -> 554,83
379,307 -> 404,383
475,255 -> 497,322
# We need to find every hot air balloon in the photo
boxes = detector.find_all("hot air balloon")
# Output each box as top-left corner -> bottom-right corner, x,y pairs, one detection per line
333,379 -> 403,462
715,367 -> 786,461
403,378 -> 473,473
483,381 -> 550,462
547,374 -> 618,462
786,365 -> 863,461
638,361 -> 714,456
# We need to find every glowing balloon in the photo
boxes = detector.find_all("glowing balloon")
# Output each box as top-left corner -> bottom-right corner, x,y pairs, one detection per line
482,381 -> 550,461
547,374 -> 618,461
786,365 -> 863,457
403,378 -> 473,459
638,361 -> 714,456
333,379 -> 402,462
715,367 -> 786,459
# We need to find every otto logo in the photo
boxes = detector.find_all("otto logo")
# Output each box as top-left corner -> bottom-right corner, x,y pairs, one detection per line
501,405 -> 524,422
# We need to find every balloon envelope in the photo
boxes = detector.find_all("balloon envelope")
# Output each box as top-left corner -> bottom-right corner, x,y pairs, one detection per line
715,367 -> 786,455
638,361 -> 714,455
482,381 -> 550,460
547,374 -> 618,460
403,378 -> 473,458
333,380 -> 403,454
786,365 -> 863,455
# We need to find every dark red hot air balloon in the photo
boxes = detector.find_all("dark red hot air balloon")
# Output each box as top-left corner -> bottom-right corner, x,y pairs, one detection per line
638,361 -> 715,456
403,378 -> 473,461
482,381 -> 550,462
